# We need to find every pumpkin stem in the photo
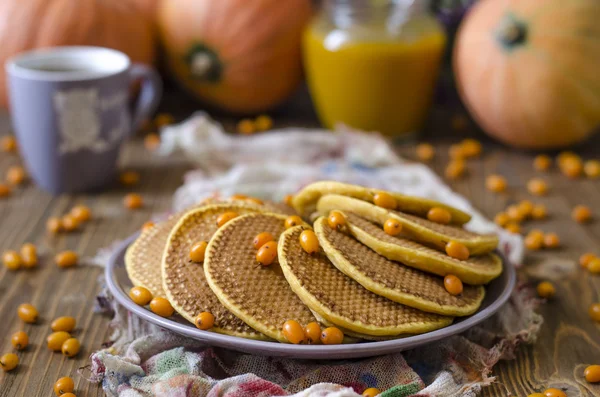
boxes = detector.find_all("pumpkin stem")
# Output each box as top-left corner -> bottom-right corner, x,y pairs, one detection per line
185,44 -> 223,83
496,15 -> 527,49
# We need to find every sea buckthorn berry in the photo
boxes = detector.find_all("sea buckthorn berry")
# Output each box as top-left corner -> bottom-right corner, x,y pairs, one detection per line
560,157 -> 583,178
17,303 -> 38,323
580,253 -> 596,269
284,194 -> 294,206
1,135 -> 17,152
445,160 -> 466,180
328,211 -> 347,230
525,231 -> 544,251
485,174 -> 507,193
6,165 -> 26,185
54,376 -> 74,396
416,143 -> 435,161
445,241 -> 470,261
129,286 -> 153,306
536,281 -> 555,299
149,297 -> 174,317
237,119 -> 256,135
55,251 -> 78,268
142,221 -> 155,231
461,138 -> 482,158
383,218 -> 402,236
584,160 -> 600,178
585,365 -> 600,383
494,212 -> 510,227
70,205 -> 91,222
543,233 -> 560,249
61,215 -> 79,232
321,327 -> 344,345
588,258 -> 600,274
0,353 -> 18,371
527,178 -> 549,196
285,215 -> 303,229
20,243 -> 37,268
120,170 -> 140,186
362,388 -> 381,397
299,230 -> 320,254
3,250 -> 22,270
448,144 -> 465,160
534,155 -> 552,171
217,212 -> 239,227
189,241 -> 208,263
504,222 -> 521,234
557,151 -> 579,165
61,338 -> 80,358
256,242 -> 278,266
61,394 -> 76,397
144,133 -> 161,151
444,275 -> 463,296
124,193 -> 144,209
47,331 -> 71,351
590,304 -> 600,322
531,204 -> 548,220
195,312 -> 215,330
253,232 -> 275,250
373,192 -> 397,209
304,322 -> 321,344
47,217 -> 63,234
255,115 -> 273,131
543,388 -> 567,397
506,205 -> 526,222
518,200 -> 534,218
0,183 -> 11,197
51,316 -> 76,333
427,207 -> 451,224
572,205 -> 592,223
282,320 -> 305,344
11,331 -> 28,350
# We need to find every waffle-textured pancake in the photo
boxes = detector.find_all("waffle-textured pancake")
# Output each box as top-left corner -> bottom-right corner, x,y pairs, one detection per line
278,225 -> 453,336
314,216 -> 485,316
317,195 -> 498,255
292,181 -> 471,225
310,310 -> 401,341
204,213 -> 317,342
162,203 -> 270,340
338,212 -> 503,285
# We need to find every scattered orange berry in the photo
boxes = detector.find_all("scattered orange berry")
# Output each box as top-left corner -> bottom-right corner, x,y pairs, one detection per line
6,166 -> 26,185
543,233 -> 560,249
362,388 -> 381,397
237,119 -> 256,135
61,215 -> 79,232
189,241 -> 209,263
525,231 -> 544,251
589,303 -> 600,322
256,241 -> 278,266
20,243 -> 38,268
560,157 -> 583,178
119,171 -> 140,186
543,388 -> 566,397
124,193 -> 144,210
460,139 -> 482,158
373,192 -> 397,209
572,205 -> 592,223
17,303 -> 38,323
47,217 -> 63,234
580,253 -> 596,269
321,327 -> 344,345
445,241 -> 470,260
55,251 -> 78,268
588,258 -> 600,274
536,281 -> 556,299
284,194 -> 294,207
304,322 -> 321,344
504,222 -> 521,234
0,135 -> 17,152
383,218 -> 402,236
255,115 -> 273,131
427,207 -> 451,224
285,215 -> 303,229
533,155 -> 552,171
195,312 -> 215,330
486,174 -> 507,193
448,144 -> 465,160
142,221 -> 155,231
0,183 -> 10,197
527,178 -> 549,196
216,212 -> 238,227
61,338 -> 80,358
282,320 -> 305,344
253,232 -> 275,250
3,250 -> 22,270
506,205 -> 526,222
51,317 -> 76,333
445,160 -> 466,180
328,211 -> 346,230
531,204 -> 548,220
11,331 -> 28,350
444,274 -> 463,295
584,160 -> 600,179
70,205 -> 91,223
299,230 -> 320,254
584,364 -> 600,383
149,297 -> 174,317
129,286 -> 153,306
144,133 -> 161,151
54,376 -> 75,396
518,200 -> 534,218
47,331 -> 71,351
416,143 -> 435,161
0,353 -> 18,371
494,212 -> 510,227
60,394 -> 76,397
557,151 -> 579,166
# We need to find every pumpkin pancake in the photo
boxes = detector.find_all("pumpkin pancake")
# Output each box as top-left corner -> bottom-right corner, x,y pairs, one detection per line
278,225 -> 453,336
316,194 -> 498,255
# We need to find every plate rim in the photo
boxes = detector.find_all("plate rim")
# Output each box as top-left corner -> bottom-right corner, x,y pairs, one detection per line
105,233 -> 516,359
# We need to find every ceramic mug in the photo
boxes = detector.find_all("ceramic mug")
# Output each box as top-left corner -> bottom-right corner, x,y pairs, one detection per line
6,46 -> 162,194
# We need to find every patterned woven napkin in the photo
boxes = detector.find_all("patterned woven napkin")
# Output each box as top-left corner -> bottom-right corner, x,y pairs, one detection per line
86,114 -> 540,396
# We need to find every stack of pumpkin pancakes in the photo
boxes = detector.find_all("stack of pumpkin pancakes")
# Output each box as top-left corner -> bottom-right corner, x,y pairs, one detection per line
125,181 -> 502,343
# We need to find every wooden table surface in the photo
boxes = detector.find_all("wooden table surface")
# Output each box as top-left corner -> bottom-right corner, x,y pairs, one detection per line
1,91 -> 599,397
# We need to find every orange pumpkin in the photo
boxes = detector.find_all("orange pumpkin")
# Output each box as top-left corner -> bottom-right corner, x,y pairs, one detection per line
158,0 -> 312,114
0,0 -> 155,108
454,0 -> 600,149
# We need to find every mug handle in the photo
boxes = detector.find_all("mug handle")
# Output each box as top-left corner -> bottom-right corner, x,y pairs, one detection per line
129,63 -> 163,134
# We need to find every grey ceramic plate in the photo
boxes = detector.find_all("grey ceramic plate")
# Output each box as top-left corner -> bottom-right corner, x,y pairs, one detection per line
106,233 -> 516,359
